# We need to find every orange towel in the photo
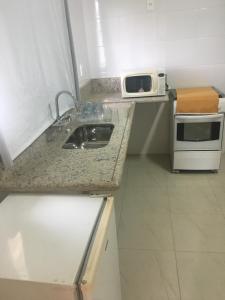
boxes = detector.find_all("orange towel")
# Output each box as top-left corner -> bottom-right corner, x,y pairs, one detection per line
176,87 -> 219,113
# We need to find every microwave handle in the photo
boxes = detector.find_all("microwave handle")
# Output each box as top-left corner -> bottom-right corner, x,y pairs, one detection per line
175,114 -> 224,123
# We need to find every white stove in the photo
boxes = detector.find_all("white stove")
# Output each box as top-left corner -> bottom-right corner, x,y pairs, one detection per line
170,94 -> 225,172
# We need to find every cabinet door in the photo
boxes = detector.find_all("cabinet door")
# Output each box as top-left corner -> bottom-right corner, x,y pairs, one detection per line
80,197 -> 121,300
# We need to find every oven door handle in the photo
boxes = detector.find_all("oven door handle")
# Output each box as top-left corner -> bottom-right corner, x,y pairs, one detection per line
175,114 -> 224,123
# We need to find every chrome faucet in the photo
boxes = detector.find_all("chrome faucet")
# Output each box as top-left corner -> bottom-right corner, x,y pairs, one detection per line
55,90 -> 79,121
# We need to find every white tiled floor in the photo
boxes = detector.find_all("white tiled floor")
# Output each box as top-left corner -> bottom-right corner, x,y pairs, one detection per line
115,154 -> 225,300
0,193 -> 7,203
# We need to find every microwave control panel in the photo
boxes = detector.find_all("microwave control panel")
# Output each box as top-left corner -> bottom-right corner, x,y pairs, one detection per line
157,73 -> 166,95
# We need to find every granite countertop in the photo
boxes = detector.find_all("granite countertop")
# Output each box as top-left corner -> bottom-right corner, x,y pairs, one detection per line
84,77 -> 169,104
0,102 -> 135,193
85,92 -> 169,104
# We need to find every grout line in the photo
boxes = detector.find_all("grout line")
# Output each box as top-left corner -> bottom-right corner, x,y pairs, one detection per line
175,249 -> 225,254
170,211 -> 224,215
118,247 -> 225,255
116,163 -> 130,235
168,185 -> 182,300
118,247 -> 169,252
210,184 -> 225,221
117,188 -> 125,233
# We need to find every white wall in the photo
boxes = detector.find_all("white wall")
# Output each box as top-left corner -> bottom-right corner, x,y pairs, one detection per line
81,0 -> 225,154
128,102 -> 170,154
68,0 -> 90,87
0,0 -> 90,161
83,0 -> 225,92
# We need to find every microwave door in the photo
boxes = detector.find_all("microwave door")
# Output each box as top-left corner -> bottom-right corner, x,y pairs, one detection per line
174,114 -> 224,151
125,75 -> 151,94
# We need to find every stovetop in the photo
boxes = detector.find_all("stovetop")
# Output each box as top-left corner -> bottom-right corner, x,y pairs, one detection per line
173,98 -> 225,114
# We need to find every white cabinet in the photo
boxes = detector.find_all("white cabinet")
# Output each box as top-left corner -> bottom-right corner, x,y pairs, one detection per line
0,194 -> 121,300
81,205 -> 121,300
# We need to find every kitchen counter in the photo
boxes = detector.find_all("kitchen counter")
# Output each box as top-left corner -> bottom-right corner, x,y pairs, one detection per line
85,92 -> 169,104
0,102 -> 135,193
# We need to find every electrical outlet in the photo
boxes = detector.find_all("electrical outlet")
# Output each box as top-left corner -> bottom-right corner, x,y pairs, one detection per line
147,0 -> 154,11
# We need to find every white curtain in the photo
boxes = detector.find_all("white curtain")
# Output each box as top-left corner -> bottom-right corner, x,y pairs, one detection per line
0,0 -> 75,160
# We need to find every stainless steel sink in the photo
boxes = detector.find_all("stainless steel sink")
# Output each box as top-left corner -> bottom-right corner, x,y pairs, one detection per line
63,124 -> 114,150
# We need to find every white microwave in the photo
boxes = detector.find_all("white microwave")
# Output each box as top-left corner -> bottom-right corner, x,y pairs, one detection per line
121,70 -> 167,98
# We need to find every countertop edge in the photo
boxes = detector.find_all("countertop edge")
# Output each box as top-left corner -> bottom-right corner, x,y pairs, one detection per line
111,103 -> 135,188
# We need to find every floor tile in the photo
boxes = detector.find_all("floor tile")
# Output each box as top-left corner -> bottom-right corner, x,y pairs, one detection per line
113,186 -> 126,228
177,252 -> 225,300
167,173 -> 210,188
0,193 -> 7,203
126,155 -> 170,172
211,185 -> 225,214
118,212 -> 174,250
126,168 -> 169,187
119,155 -> 225,300
168,185 -> 221,214
126,155 -> 169,187
113,159 -> 129,227
172,213 -> 225,252
208,173 -> 225,187
120,249 -> 180,300
207,158 -> 225,187
122,186 -> 170,215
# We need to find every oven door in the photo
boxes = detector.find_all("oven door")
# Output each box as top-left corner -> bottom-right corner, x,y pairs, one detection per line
174,114 -> 224,151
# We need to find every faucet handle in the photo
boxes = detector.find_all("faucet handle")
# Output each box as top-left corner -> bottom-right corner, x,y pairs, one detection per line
53,114 -> 72,127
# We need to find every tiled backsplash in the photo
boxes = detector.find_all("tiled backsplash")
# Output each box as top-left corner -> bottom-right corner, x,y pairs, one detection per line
91,77 -> 121,93
80,77 -> 120,98
82,0 -> 225,91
